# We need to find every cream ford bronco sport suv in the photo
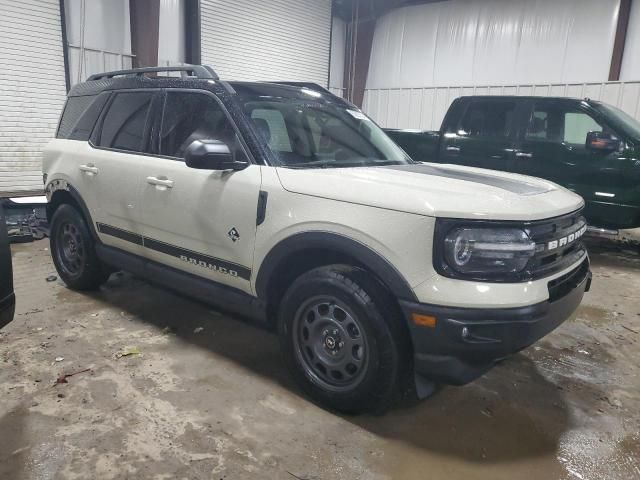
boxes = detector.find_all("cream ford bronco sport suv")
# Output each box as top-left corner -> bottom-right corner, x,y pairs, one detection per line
44,65 -> 591,413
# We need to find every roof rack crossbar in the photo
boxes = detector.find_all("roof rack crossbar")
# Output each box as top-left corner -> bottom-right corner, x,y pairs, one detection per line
87,65 -> 218,81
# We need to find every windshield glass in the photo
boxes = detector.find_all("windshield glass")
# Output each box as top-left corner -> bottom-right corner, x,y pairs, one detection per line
593,103 -> 640,140
240,96 -> 411,168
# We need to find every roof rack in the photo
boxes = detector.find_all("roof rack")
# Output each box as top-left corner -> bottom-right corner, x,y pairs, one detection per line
87,65 -> 219,81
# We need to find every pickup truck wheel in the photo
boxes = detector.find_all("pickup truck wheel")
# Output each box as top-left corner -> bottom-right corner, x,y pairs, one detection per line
278,265 -> 406,414
50,204 -> 109,290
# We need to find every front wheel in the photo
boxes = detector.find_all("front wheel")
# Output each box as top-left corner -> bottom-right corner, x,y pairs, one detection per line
278,265 -> 408,414
50,204 -> 110,290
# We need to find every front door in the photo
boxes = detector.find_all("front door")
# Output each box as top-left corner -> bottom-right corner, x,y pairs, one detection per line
439,98 -> 518,172
137,90 -> 262,294
514,100 -> 636,227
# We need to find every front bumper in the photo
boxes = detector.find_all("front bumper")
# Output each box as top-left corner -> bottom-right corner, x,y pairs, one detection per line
400,259 -> 591,386
0,292 -> 15,330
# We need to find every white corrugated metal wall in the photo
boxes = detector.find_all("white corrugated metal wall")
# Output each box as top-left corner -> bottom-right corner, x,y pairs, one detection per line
362,0 -> 640,130
366,0 -> 620,89
200,0 -> 332,84
0,0 -> 67,196
364,80 -> 640,130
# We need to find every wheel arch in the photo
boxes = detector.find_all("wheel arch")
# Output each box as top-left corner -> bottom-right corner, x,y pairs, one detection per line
255,231 -> 418,310
46,183 -> 99,242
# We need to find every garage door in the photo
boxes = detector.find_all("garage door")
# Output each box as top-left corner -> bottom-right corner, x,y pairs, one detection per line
201,0 -> 332,85
0,0 -> 67,196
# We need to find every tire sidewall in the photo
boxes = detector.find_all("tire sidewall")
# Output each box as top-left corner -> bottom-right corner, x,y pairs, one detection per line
279,268 -> 401,413
50,204 -> 104,289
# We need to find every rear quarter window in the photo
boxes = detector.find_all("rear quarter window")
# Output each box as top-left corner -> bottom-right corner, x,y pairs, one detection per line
57,93 -> 110,140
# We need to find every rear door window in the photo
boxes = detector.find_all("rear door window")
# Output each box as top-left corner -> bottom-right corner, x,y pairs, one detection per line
97,92 -> 154,153
458,101 -> 516,138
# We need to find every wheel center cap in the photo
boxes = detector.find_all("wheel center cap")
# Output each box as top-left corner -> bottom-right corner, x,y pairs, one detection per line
325,336 -> 336,349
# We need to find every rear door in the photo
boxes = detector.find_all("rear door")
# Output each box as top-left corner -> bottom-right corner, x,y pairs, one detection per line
136,89 -> 262,294
514,100 -> 633,225
88,90 -> 161,256
439,99 -> 519,172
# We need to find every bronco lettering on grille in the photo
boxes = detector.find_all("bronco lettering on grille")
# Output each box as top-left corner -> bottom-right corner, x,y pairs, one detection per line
546,225 -> 587,251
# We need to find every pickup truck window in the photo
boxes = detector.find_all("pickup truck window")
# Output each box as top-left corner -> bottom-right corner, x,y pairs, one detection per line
458,101 -> 515,138
240,97 -> 411,168
525,105 -> 604,145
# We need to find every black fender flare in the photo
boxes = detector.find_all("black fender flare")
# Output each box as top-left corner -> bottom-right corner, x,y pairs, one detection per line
255,231 -> 418,302
47,182 -> 100,242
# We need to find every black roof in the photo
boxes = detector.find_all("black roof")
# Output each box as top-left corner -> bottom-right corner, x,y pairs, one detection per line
69,64 -> 352,108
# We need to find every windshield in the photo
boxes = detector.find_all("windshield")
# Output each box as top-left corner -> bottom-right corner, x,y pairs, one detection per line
240,96 -> 412,168
593,102 -> 640,141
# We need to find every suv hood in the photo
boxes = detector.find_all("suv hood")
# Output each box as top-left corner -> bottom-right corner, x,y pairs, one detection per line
276,163 -> 584,220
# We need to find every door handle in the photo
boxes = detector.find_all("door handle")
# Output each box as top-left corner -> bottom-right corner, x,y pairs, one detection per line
146,176 -> 174,189
446,146 -> 461,153
515,152 -> 533,159
79,164 -> 99,175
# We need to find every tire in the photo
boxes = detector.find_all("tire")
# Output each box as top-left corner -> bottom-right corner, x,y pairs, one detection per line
278,265 -> 409,414
50,204 -> 110,290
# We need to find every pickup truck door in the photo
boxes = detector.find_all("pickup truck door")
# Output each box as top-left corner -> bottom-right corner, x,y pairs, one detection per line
136,90 -> 261,295
513,100 -> 639,227
439,98 -> 519,172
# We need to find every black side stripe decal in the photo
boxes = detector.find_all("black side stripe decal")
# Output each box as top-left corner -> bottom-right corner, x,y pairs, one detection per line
95,223 -> 251,280
97,223 -> 143,245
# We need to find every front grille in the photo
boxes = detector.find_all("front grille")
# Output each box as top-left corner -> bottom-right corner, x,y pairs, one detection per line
524,209 -> 587,280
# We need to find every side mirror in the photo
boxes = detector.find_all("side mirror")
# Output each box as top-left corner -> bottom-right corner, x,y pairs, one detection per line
586,131 -> 620,152
185,139 -> 249,171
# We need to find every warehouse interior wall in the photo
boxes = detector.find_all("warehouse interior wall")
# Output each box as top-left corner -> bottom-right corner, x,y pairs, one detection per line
366,0 -> 622,90
200,0 -> 332,84
329,16 -> 346,95
64,0 -> 133,84
621,0 -> 640,79
158,0 -> 186,66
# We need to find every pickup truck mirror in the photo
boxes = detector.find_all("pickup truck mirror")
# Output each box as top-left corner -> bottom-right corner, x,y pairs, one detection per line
185,139 -> 249,171
585,131 -> 621,152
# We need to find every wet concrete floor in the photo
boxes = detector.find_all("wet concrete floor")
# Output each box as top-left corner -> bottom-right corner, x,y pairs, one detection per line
0,240 -> 639,479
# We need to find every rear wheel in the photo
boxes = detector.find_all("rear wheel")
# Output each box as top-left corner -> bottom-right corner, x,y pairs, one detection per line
278,265 -> 408,414
50,204 -> 110,290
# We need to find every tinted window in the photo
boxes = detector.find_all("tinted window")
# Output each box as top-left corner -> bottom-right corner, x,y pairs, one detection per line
160,92 -> 239,158
98,92 -> 154,152
526,105 -> 606,145
68,92 -> 110,140
459,101 -> 516,138
57,95 -> 96,139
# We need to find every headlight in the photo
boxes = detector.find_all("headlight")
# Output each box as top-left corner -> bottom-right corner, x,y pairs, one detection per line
443,227 -> 536,275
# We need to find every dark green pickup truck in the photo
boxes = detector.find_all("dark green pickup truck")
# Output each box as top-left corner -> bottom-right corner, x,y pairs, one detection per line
385,96 -> 640,230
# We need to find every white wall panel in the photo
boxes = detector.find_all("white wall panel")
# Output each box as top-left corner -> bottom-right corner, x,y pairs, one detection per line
329,16 -> 346,96
364,81 -> 640,130
367,0 -> 620,89
0,0 -> 67,196
158,0 -> 186,66
201,0 -> 331,85
621,0 -> 640,80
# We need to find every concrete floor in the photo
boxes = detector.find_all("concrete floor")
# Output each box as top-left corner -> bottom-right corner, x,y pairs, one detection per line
0,240 -> 639,480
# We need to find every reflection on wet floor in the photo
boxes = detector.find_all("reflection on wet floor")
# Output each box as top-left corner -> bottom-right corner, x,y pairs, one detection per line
0,240 -> 639,479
